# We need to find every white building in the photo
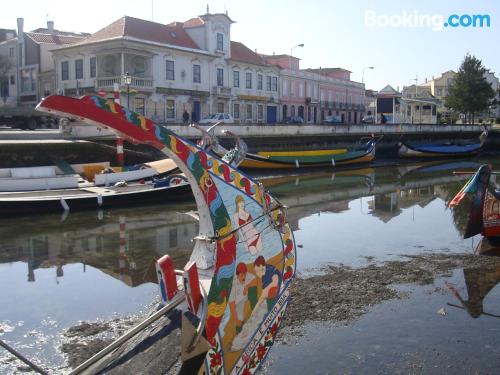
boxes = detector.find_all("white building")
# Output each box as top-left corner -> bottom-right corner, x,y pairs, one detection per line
52,13 -> 280,124
0,19 -> 87,108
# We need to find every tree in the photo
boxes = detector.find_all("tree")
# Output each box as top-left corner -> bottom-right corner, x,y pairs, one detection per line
445,54 -> 495,124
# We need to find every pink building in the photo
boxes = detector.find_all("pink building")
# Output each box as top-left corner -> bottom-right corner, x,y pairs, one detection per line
264,55 -> 365,124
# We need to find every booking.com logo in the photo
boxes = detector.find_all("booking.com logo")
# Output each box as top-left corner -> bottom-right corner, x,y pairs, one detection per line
365,10 -> 491,31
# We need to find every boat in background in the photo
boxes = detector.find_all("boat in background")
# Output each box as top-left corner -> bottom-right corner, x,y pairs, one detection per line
192,123 -> 381,169
449,164 -> 500,254
398,128 -> 488,158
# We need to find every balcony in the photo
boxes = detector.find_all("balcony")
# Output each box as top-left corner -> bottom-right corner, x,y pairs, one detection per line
96,76 -> 154,90
213,86 -> 232,98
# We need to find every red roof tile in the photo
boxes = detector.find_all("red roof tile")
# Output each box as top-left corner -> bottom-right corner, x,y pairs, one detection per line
26,32 -> 85,45
75,16 -> 199,50
230,41 -> 266,66
182,17 -> 205,28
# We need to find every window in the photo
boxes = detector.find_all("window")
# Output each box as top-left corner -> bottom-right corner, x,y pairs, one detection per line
10,75 -> 15,85
193,64 -> 201,83
246,72 -> 252,89
266,76 -> 271,91
282,80 -> 288,96
166,60 -> 174,80
217,102 -> 224,113
257,105 -> 263,120
90,57 -> 96,78
216,33 -> 224,51
299,83 -> 304,97
9,47 -> 14,58
246,104 -> 252,120
437,88 -> 442,96
135,97 -> 145,115
257,74 -> 263,90
233,103 -> 240,119
217,68 -> 224,86
166,100 -> 175,119
75,59 -> 83,79
290,80 -> 295,96
271,77 -> 277,92
233,71 -> 239,88
21,68 -> 36,92
61,61 -> 69,81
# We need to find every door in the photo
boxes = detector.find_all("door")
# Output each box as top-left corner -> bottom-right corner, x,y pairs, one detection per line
193,101 -> 201,122
267,106 -> 277,124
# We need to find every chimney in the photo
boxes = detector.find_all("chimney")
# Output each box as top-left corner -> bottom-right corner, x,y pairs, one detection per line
47,20 -> 54,34
17,17 -> 24,39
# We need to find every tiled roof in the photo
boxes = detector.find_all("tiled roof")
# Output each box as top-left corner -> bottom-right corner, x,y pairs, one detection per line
230,41 -> 267,66
74,16 -> 199,50
182,17 -> 205,28
31,28 -> 90,38
303,67 -> 352,74
25,32 -> 86,45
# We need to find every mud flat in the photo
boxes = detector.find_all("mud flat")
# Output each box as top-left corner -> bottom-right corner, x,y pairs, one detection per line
286,253 -> 500,330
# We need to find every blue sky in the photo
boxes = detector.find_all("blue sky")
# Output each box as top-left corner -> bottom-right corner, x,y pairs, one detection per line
1,0 -> 498,91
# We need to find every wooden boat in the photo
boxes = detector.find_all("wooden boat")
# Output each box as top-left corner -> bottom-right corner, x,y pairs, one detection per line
0,174 -> 191,216
36,94 -> 296,374
398,128 -> 488,158
449,164 -> 500,254
192,123 -> 379,169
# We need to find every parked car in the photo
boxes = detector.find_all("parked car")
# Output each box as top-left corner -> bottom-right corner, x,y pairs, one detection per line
284,116 -> 304,124
199,113 -> 234,124
361,115 -> 375,124
323,116 -> 343,124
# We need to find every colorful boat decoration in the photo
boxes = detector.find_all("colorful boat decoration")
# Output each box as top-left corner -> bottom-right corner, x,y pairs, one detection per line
36,94 -> 297,374
191,124 -> 380,169
448,164 -> 500,254
398,129 -> 488,158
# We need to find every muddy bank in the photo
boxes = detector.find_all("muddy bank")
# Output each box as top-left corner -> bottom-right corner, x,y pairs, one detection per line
286,253 -> 500,330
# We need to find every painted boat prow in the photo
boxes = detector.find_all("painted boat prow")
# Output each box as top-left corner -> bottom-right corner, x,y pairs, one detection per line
36,94 -> 297,374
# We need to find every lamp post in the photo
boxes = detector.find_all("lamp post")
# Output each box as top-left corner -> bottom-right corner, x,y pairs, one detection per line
362,66 -> 374,84
122,71 -> 132,109
290,43 -> 304,70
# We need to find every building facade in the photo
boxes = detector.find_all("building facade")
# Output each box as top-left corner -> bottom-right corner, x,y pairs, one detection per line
0,19 -> 87,108
52,13 -> 281,124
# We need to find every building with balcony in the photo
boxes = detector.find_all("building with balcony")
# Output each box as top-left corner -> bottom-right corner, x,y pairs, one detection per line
0,19 -> 87,108
265,54 -> 365,124
52,12 -> 281,124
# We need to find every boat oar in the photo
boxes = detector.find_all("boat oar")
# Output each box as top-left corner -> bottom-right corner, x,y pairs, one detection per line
0,339 -> 49,375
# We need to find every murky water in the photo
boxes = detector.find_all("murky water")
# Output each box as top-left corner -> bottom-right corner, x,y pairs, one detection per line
1,158 -> 500,373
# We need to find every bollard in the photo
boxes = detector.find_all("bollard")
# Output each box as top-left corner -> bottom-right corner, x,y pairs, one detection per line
183,261 -> 202,314
156,255 -> 178,305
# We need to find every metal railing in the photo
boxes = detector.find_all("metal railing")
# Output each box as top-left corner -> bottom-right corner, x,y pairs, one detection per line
96,76 -> 154,89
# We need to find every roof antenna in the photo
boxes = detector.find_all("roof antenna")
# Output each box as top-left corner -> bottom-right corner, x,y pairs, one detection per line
206,3 -> 209,14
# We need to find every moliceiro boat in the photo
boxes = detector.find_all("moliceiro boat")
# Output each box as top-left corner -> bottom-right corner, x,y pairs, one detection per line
193,123 -> 381,169
398,128 -> 488,158
448,164 -> 500,254
36,94 -> 296,374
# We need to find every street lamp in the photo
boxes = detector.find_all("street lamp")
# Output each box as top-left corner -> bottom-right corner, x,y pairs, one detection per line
122,71 -> 132,109
290,43 -> 304,56
362,66 -> 374,84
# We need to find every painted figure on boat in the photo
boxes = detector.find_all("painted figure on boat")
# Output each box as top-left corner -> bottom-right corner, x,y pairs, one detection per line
233,195 -> 263,255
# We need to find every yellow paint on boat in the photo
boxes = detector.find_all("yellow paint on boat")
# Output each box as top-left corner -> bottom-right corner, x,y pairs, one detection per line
257,149 -> 348,157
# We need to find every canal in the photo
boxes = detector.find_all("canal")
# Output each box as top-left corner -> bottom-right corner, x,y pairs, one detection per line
1,158 -> 499,374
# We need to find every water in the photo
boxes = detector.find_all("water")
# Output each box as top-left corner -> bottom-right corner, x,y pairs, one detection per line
1,158 -> 499,373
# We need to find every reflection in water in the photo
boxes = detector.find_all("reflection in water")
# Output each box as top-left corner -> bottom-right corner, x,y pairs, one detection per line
0,204 -> 198,288
447,264 -> 500,319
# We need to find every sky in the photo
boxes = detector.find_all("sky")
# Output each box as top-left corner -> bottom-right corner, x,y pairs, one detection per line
1,0 -> 498,91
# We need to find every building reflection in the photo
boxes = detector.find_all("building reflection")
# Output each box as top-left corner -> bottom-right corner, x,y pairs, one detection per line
0,205 -> 198,287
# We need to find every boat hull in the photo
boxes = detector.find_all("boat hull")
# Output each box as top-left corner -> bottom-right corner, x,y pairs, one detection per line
239,145 -> 375,169
398,141 -> 482,158
0,183 -> 192,216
